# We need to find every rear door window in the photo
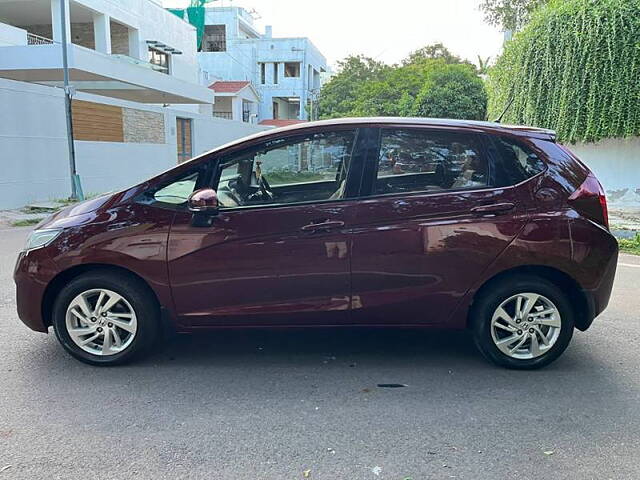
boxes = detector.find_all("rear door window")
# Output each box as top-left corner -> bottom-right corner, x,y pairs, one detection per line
374,128 -> 489,195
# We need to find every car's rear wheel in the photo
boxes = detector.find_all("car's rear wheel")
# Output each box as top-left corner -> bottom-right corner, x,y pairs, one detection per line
52,271 -> 160,366
471,275 -> 575,369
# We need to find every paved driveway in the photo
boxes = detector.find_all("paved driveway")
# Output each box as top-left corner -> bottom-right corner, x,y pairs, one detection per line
1,227 -> 639,479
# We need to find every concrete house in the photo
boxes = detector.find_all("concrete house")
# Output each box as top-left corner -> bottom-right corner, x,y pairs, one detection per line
197,6 -> 327,123
210,80 -> 260,123
0,0 -> 265,209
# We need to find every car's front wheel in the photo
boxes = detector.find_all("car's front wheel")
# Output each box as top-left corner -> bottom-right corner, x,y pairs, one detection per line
471,275 -> 575,369
52,271 -> 160,366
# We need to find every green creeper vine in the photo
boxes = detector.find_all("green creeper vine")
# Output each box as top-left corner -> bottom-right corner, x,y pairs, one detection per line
487,0 -> 640,143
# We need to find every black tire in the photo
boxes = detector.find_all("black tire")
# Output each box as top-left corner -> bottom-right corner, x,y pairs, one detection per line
52,271 -> 160,366
471,275 -> 575,369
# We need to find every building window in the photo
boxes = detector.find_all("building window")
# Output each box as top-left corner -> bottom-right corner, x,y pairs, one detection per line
176,118 -> 193,163
284,62 -> 300,77
261,63 -> 266,84
148,48 -> 169,74
273,62 -> 279,84
203,24 -> 226,52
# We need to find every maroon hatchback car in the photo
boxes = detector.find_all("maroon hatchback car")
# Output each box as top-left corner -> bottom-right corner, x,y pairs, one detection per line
14,118 -> 618,368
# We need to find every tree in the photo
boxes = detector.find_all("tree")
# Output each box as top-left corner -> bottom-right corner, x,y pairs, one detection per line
318,44 -> 487,120
476,55 -> 492,76
479,0 -> 549,32
350,62 -> 439,117
413,64 -> 488,120
487,0 -> 640,143
402,42 -> 464,66
316,55 -> 389,120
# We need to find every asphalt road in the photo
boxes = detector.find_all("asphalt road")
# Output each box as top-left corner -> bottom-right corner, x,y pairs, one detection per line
1,227 -> 639,480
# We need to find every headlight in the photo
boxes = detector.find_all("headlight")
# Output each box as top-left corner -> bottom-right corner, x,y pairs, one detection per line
24,229 -> 63,251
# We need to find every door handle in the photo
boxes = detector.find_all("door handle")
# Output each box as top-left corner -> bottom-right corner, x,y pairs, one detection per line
301,220 -> 345,232
471,202 -> 515,215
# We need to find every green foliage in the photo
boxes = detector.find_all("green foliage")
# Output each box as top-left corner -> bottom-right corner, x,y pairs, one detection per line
265,169 -> 325,185
618,233 -> 640,255
413,64 -> 488,120
318,45 -> 487,121
402,43 -> 466,66
316,55 -> 390,120
477,55 -> 492,75
480,0 -> 549,31
487,0 -> 640,143
12,218 -> 44,227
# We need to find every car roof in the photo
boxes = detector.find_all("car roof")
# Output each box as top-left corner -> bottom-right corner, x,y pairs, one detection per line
245,117 -> 556,141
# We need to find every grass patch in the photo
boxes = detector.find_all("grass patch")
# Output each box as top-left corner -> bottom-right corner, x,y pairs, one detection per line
12,218 -> 44,227
266,169 -> 328,185
21,206 -> 57,214
53,192 -> 102,207
618,233 -> 640,255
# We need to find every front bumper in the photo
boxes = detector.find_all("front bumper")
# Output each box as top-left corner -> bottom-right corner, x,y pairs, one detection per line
14,248 -> 59,333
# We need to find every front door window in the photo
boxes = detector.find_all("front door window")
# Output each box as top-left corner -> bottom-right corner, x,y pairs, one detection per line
215,130 -> 357,209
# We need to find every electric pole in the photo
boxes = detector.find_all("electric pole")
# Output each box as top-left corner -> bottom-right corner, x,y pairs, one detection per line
59,0 -> 81,201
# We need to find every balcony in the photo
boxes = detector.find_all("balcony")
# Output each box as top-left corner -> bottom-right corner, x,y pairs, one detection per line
0,32 -> 213,104
0,0 -> 212,104
213,111 -> 233,120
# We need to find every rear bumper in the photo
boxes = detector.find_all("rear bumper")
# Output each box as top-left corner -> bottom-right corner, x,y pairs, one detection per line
571,218 -> 619,331
577,244 -> 618,331
13,248 -> 58,333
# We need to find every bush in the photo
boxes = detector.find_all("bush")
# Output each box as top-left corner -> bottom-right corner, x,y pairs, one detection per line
619,233 -> 640,255
487,0 -> 640,143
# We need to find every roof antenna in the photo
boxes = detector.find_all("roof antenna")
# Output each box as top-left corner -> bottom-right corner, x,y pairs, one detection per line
494,91 -> 515,123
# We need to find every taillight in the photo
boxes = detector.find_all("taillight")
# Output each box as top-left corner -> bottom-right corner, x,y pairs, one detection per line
568,173 -> 609,229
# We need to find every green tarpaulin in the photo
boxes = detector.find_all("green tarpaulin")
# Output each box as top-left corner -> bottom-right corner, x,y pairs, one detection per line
167,6 -> 206,51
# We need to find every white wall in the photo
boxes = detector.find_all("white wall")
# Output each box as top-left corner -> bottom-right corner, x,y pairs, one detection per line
0,77 -> 267,209
0,22 -> 27,46
569,136 -> 640,207
191,113 -> 266,154
0,77 -> 70,208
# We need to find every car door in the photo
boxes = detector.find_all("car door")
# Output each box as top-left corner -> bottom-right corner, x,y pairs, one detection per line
350,126 -> 532,326
166,127 -> 366,327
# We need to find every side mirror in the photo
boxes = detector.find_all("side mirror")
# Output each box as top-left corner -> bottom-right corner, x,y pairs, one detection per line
187,188 -> 219,215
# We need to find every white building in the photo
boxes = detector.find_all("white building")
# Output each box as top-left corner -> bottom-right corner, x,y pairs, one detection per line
0,0 -> 265,209
210,80 -> 260,123
197,6 -> 327,123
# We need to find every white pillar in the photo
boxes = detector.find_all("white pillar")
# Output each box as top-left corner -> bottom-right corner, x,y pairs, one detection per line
51,0 -> 71,44
93,13 -> 111,54
128,28 -> 142,59
232,97 -> 243,122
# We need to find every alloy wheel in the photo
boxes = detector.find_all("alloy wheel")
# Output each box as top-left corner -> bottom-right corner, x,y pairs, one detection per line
65,288 -> 138,356
490,293 -> 561,360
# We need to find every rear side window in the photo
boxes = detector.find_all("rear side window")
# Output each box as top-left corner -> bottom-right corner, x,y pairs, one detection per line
375,128 -> 489,195
492,136 -> 546,187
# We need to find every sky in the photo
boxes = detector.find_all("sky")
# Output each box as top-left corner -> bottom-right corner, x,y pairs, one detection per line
162,0 -> 505,69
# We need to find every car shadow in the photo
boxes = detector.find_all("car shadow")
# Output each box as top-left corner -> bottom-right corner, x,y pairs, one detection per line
147,327 -> 480,367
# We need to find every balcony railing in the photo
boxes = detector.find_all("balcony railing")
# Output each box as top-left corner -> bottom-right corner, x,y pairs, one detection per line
27,33 -> 54,45
213,111 -> 233,120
